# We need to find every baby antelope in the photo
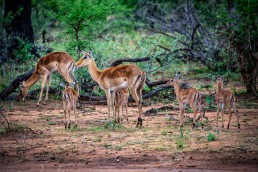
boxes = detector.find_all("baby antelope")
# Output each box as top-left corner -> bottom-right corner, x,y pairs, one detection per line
114,88 -> 129,123
215,76 -> 240,131
167,72 -> 204,130
62,84 -> 79,129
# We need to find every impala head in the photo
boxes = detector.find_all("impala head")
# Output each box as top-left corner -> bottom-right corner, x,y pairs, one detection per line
76,49 -> 93,67
166,72 -> 180,86
19,81 -> 28,101
216,75 -> 224,84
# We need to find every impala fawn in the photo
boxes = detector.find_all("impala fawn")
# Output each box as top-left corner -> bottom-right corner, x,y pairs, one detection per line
114,88 -> 129,123
167,72 -> 204,130
62,85 -> 79,129
215,76 -> 240,131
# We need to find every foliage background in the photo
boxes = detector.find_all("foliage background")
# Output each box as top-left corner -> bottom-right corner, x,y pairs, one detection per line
0,0 -> 257,98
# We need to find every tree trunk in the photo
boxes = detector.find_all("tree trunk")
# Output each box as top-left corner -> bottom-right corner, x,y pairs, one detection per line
3,0 -> 34,59
236,43 -> 258,96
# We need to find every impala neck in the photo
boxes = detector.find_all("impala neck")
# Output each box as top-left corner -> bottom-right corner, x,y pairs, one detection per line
24,71 -> 40,88
88,58 -> 101,84
173,82 -> 181,97
217,81 -> 223,92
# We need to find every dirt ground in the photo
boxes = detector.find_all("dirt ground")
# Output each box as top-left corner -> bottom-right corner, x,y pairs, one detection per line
0,95 -> 257,171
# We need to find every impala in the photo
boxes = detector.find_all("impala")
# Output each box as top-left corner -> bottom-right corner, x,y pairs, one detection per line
76,50 -> 146,127
166,72 -> 204,129
114,88 -> 129,123
215,76 -> 240,131
62,84 -> 79,129
19,52 -> 79,106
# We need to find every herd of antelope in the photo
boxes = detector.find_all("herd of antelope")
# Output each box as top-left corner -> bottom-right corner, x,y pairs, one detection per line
18,50 -> 240,131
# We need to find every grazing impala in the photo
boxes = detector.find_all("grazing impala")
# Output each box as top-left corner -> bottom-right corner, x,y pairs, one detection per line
215,76 -> 240,131
166,72 -> 203,129
114,88 -> 129,123
76,50 -> 146,127
62,84 -> 79,129
19,52 -> 79,106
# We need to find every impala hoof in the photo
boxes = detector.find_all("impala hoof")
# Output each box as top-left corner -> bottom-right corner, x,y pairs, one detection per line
136,117 -> 143,128
192,123 -> 196,129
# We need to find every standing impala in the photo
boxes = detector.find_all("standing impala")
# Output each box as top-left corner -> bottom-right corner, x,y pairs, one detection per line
166,72 -> 204,129
215,76 -> 240,131
114,88 -> 129,123
19,52 -> 79,106
62,84 -> 79,129
76,50 -> 146,127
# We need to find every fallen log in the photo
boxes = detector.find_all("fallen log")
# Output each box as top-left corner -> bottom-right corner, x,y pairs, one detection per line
0,69 -> 34,100
144,105 -> 179,116
110,57 -> 150,67
145,79 -> 170,87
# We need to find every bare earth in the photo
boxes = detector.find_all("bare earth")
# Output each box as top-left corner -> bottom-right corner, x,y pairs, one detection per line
0,95 -> 257,171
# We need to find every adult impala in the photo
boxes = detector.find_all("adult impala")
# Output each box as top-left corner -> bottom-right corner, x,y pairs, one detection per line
76,50 -> 146,127
19,52 -> 79,106
215,76 -> 240,131
167,72 -> 204,129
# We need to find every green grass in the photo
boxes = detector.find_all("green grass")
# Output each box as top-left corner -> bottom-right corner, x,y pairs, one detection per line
176,140 -> 184,148
88,126 -> 105,132
161,131 -> 167,136
48,121 -> 56,125
207,132 -> 216,141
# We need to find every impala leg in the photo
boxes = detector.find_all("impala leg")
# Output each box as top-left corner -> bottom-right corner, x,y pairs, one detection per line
68,109 -> 71,129
110,90 -> 116,122
190,103 -> 197,129
44,75 -> 51,105
69,71 -> 80,107
74,99 -> 77,127
37,75 -> 48,106
179,103 -> 184,130
216,102 -> 220,128
226,104 -> 232,130
59,69 -> 74,87
233,102 -> 240,131
105,90 -> 111,120
221,103 -> 225,128
198,98 -> 205,130
117,96 -> 123,123
130,87 -> 142,127
69,70 -> 79,94
123,99 -> 129,124
63,101 -> 67,129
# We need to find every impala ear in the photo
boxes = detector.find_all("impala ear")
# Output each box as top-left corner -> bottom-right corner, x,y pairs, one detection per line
175,72 -> 180,79
89,49 -> 92,56
20,81 -> 25,88
221,75 -> 224,81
